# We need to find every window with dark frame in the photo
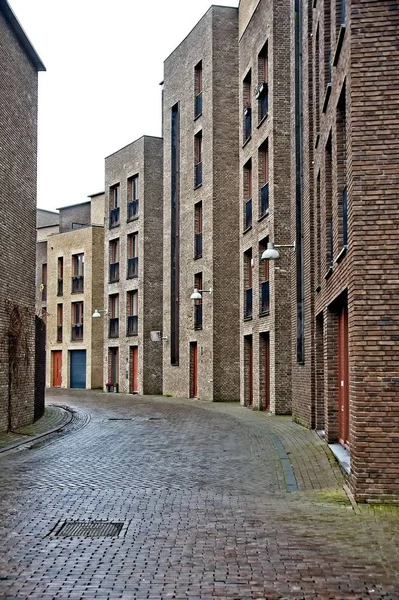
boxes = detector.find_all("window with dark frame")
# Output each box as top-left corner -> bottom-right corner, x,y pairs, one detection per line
259,141 -> 269,217
194,272 -> 202,329
109,184 -> 120,228
243,160 -> 252,230
315,25 -> 320,136
127,233 -> 138,278
257,43 -> 268,122
127,290 -> 138,336
57,303 -> 63,342
57,257 -> 64,296
244,249 -> 253,319
194,131 -> 202,187
127,175 -> 139,221
71,301 -> 83,340
72,253 -> 84,293
259,238 -> 270,315
243,70 -> 252,141
109,239 -> 120,283
337,83 -> 348,253
41,263 -> 47,301
108,294 -> 119,338
194,202 -> 202,259
108,347 -> 119,386
194,60 -> 203,118
325,134 -> 333,273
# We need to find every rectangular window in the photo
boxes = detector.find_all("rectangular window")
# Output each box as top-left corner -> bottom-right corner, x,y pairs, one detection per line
127,290 -> 138,336
109,238 -> 120,283
41,263 -> 47,301
194,272 -> 202,329
71,301 -> 83,340
127,175 -> 139,221
109,294 -> 119,338
57,303 -> 63,342
259,141 -> 269,217
257,43 -> 268,122
57,257 -> 63,296
324,1 -> 331,88
72,253 -> 84,293
243,70 -> 252,141
109,184 -> 120,228
243,160 -> 252,230
108,347 -> 119,386
244,249 -> 253,319
194,60 -> 203,118
337,83 -> 347,251
315,26 -> 320,135
316,171 -> 321,284
194,202 -> 202,259
194,131 -> 202,187
171,103 -> 180,365
259,239 -> 270,315
127,233 -> 138,278
325,134 -> 333,272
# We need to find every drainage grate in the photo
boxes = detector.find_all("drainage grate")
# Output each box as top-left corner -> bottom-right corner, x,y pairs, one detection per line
55,520 -> 124,538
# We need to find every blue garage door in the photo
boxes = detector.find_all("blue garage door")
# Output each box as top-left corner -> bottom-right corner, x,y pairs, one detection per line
70,350 -> 86,389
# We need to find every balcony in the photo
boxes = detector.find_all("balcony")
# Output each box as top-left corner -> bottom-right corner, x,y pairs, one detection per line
260,182 -> 269,217
57,278 -> 63,296
72,276 -> 84,294
71,324 -> 83,341
244,199 -> 252,230
109,262 -> 119,283
195,162 -> 202,187
109,207 -> 120,228
195,92 -> 202,118
194,303 -> 202,329
127,315 -> 138,336
127,256 -> 138,278
259,281 -> 270,315
57,325 -> 62,342
127,199 -> 139,221
244,288 -> 252,319
244,107 -> 252,141
109,317 -> 119,338
194,232 -> 202,258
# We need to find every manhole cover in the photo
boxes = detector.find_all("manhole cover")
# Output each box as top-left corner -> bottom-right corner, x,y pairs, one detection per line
54,520 -> 124,538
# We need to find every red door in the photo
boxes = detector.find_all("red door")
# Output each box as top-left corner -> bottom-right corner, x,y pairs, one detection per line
262,333 -> 270,410
130,346 -> 138,394
52,351 -> 62,387
338,304 -> 349,446
190,342 -> 198,397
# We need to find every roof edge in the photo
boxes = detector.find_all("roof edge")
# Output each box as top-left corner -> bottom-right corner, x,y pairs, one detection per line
0,0 -> 45,71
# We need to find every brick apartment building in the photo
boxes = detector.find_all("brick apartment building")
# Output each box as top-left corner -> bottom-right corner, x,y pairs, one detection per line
0,0 -> 45,432
36,209 -> 59,320
239,0 -> 292,413
104,136 -> 163,395
162,6 -> 240,401
45,196 -> 105,389
290,0 -> 399,501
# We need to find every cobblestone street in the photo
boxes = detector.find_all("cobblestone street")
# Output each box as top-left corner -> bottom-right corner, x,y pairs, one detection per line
0,390 -> 398,600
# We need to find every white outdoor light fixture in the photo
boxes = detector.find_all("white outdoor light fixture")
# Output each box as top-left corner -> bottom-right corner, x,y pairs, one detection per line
190,287 -> 213,301
261,241 -> 296,261
92,309 -> 108,318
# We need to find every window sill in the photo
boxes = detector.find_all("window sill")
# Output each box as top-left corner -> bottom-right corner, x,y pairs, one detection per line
315,133 -> 320,149
259,310 -> 270,317
335,245 -> 347,264
109,280 -> 120,284
127,216 -> 139,223
109,223 -> 120,229
322,83 -> 332,113
243,225 -> 252,234
126,275 -> 138,280
243,315 -> 253,322
127,332 -> 138,337
332,25 -> 346,66
194,254 -> 202,260
194,112 -> 202,121
194,183 -> 202,190
242,135 -> 251,149
257,114 -> 268,129
315,284 -> 321,293
194,326 -> 203,331
324,266 -> 333,281
258,209 -> 269,222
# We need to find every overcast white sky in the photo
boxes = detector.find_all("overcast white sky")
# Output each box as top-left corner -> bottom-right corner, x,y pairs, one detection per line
9,0 -> 239,213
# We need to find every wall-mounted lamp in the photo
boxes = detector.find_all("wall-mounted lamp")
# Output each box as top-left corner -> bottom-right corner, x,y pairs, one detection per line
92,309 -> 108,318
190,287 -> 213,302
261,242 -> 296,261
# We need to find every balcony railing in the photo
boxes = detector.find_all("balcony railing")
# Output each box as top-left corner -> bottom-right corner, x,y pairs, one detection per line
72,276 -> 84,294
127,315 -> 138,336
259,281 -> 270,315
127,199 -> 139,221
109,317 -> 119,338
71,324 -> 83,341
57,278 -> 63,296
109,207 -> 120,228
195,162 -> 202,187
244,288 -> 253,319
244,107 -> 252,140
194,303 -> 202,329
109,262 -> 119,283
245,199 -> 252,230
127,257 -> 138,278
57,325 -> 63,342
194,232 -> 202,258
195,92 -> 202,118
260,182 -> 269,217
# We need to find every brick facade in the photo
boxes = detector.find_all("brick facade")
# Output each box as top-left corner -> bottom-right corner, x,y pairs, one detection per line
162,6 -> 240,401
0,2 -> 45,433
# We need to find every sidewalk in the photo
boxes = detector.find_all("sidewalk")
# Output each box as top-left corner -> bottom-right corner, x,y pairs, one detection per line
0,403 -> 72,453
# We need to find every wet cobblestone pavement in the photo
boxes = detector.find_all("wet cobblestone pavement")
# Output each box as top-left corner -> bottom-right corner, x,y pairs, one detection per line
0,389 -> 398,599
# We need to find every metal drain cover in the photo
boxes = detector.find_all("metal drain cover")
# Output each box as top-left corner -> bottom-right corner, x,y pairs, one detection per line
54,520 -> 124,538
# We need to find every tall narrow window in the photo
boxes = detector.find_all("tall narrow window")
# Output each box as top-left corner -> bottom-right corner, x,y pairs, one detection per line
259,141 -> 269,217
109,184 -> 120,228
194,202 -> 202,259
325,134 -> 333,273
171,103 -> 180,365
243,160 -> 252,230
127,233 -> 138,278
127,290 -> 138,336
41,263 -> 47,301
108,347 -> 119,386
71,301 -> 83,340
244,249 -> 253,319
109,238 -> 120,283
194,60 -> 203,118
259,238 -> 270,315
109,294 -> 119,338
243,70 -> 252,141
257,43 -> 268,122
337,83 -> 348,250
57,257 -> 64,296
315,26 -> 320,136
324,1 -> 331,88
194,131 -> 202,187
127,175 -> 139,221
194,272 -> 202,329
72,253 -> 84,293
316,171 -> 321,284
57,303 -> 63,342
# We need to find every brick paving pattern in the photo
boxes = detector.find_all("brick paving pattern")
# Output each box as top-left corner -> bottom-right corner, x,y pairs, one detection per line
0,389 -> 398,599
